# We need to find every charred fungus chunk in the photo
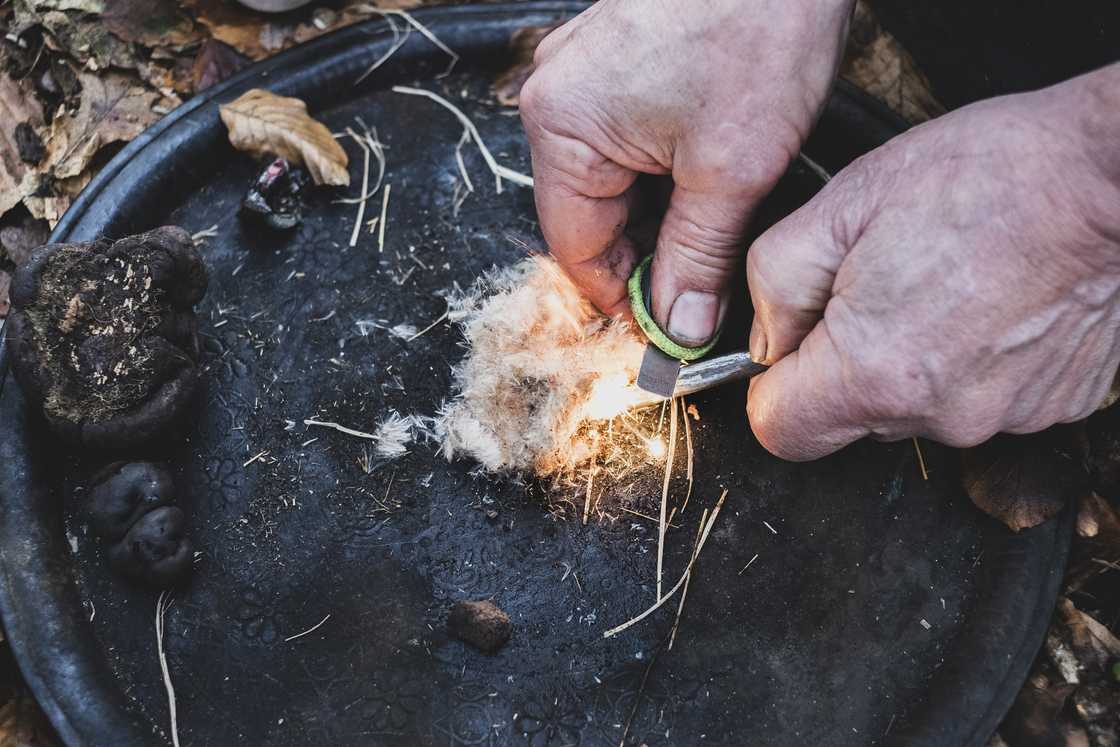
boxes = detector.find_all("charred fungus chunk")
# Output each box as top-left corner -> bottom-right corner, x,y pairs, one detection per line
107,506 -> 193,588
241,158 -> 309,231
87,462 -> 175,541
448,600 -> 512,653
7,226 -> 208,451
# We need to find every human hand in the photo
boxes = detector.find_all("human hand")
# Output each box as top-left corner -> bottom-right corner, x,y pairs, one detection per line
746,66 -> 1120,460
520,0 -> 854,346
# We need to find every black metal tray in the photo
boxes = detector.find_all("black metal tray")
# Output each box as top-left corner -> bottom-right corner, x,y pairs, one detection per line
0,4 -> 1072,745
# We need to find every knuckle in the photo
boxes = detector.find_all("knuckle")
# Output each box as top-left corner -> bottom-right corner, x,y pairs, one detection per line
517,74 -> 550,123
851,349 -> 939,423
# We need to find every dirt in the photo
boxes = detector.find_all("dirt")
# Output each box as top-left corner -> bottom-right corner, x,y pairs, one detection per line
447,600 -> 512,654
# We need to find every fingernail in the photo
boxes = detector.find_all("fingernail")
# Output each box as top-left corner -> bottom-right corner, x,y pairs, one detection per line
667,290 -> 720,345
749,317 -> 767,364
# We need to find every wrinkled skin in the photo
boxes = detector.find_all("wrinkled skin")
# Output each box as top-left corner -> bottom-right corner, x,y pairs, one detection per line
520,0 -> 854,344
524,0 -> 1120,459
746,70 -> 1120,459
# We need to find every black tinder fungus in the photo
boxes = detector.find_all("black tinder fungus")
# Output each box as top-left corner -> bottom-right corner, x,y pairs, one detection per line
448,600 -> 512,653
7,226 -> 208,451
107,506 -> 193,588
87,461 -> 175,541
241,157 -> 309,231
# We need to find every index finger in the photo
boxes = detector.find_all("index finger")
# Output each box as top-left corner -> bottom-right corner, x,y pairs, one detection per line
525,124 -> 640,317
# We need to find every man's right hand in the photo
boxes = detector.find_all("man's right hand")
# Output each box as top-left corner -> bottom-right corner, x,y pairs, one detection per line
520,0 -> 853,346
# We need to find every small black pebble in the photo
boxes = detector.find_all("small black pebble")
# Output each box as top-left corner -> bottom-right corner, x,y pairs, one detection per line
448,600 -> 511,653
107,506 -> 193,588
14,122 -> 44,165
87,462 -> 175,541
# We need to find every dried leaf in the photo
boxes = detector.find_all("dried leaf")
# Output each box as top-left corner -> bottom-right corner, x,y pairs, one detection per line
191,38 -> 250,92
31,11 -> 137,71
24,0 -> 103,11
841,0 -> 946,124
0,73 -> 45,218
0,695 -> 58,747
1056,597 -> 1120,675
101,0 -> 203,50
0,274 -> 10,319
1067,493 -> 1120,591
1001,680 -> 1089,747
962,429 -> 1087,532
183,0 -> 300,60
1096,369 -> 1120,411
219,89 -> 349,186
492,24 -> 559,107
41,71 -> 161,181
0,214 -> 50,268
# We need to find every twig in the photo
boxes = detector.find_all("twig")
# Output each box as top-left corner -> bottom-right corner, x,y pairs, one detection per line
797,152 -> 832,183
454,128 -> 475,193
391,86 -> 534,191
354,14 -> 412,84
406,307 -> 449,342
285,614 -> 332,642
581,463 -> 595,525
619,506 -> 669,525
913,437 -> 929,480
243,450 -> 268,468
304,418 -> 377,440
378,183 -> 391,253
191,224 -> 219,244
656,398 -> 678,600
156,592 -> 179,747
763,521 -> 778,535
375,9 -> 459,77
669,508 -> 708,650
680,397 -> 694,513
738,553 -> 759,576
348,130 -> 371,248
336,127 -> 387,204
618,650 -> 659,747
604,489 -> 728,639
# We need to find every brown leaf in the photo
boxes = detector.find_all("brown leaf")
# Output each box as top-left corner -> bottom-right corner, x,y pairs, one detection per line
1056,597 -> 1120,676
219,88 -> 349,186
192,38 -> 250,92
492,24 -> 559,107
841,0 -> 946,124
0,695 -> 59,747
41,71 -> 161,181
101,0 -> 203,50
0,214 -> 50,268
0,73 -> 45,218
1066,492 -> 1120,592
962,429 -> 1087,532
29,10 -> 137,72
1001,680 -> 1089,747
183,0 -> 299,60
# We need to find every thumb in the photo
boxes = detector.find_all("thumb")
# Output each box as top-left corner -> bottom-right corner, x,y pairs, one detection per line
649,185 -> 757,346
747,319 -> 871,460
